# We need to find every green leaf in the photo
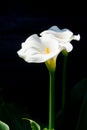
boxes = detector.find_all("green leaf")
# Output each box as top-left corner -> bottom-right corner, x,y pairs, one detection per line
43,128 -> 48,130
43,128 -> 54,130
70,78 -> 87,130
0,103 -> 31,130
22,118 -> 41,130
0,120 -> 9,130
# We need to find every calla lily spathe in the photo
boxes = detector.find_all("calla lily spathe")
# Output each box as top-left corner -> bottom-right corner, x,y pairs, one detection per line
17,26 -> 80,72
40,26 -> 80,52
17,34 -> 62,63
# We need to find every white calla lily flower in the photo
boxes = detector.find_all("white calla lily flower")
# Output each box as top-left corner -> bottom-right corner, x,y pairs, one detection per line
40,25 -> 80,52
17,34 -> 63,72
17,26 -> 80,71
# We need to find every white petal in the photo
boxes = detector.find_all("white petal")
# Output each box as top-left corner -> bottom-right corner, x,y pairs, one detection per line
49,26 -> 73,39
20,46 -> 61,63
40,35 -> 59,52
49,25 -> 61,32
17,34 -> 42,60
21,34 -> 41,48
17,34 -> 62,63
59,42 -> 73,52
40,28 -> 73,42
24,52 -> 57,63
70,34 -> 80,41
60,29 -> 73,39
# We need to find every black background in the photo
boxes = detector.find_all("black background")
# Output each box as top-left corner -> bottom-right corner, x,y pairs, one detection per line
0,0 -> 87,127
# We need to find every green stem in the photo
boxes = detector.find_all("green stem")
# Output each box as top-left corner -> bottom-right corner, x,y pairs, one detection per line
49,71 -> 55,130
62,54 -> 68,110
